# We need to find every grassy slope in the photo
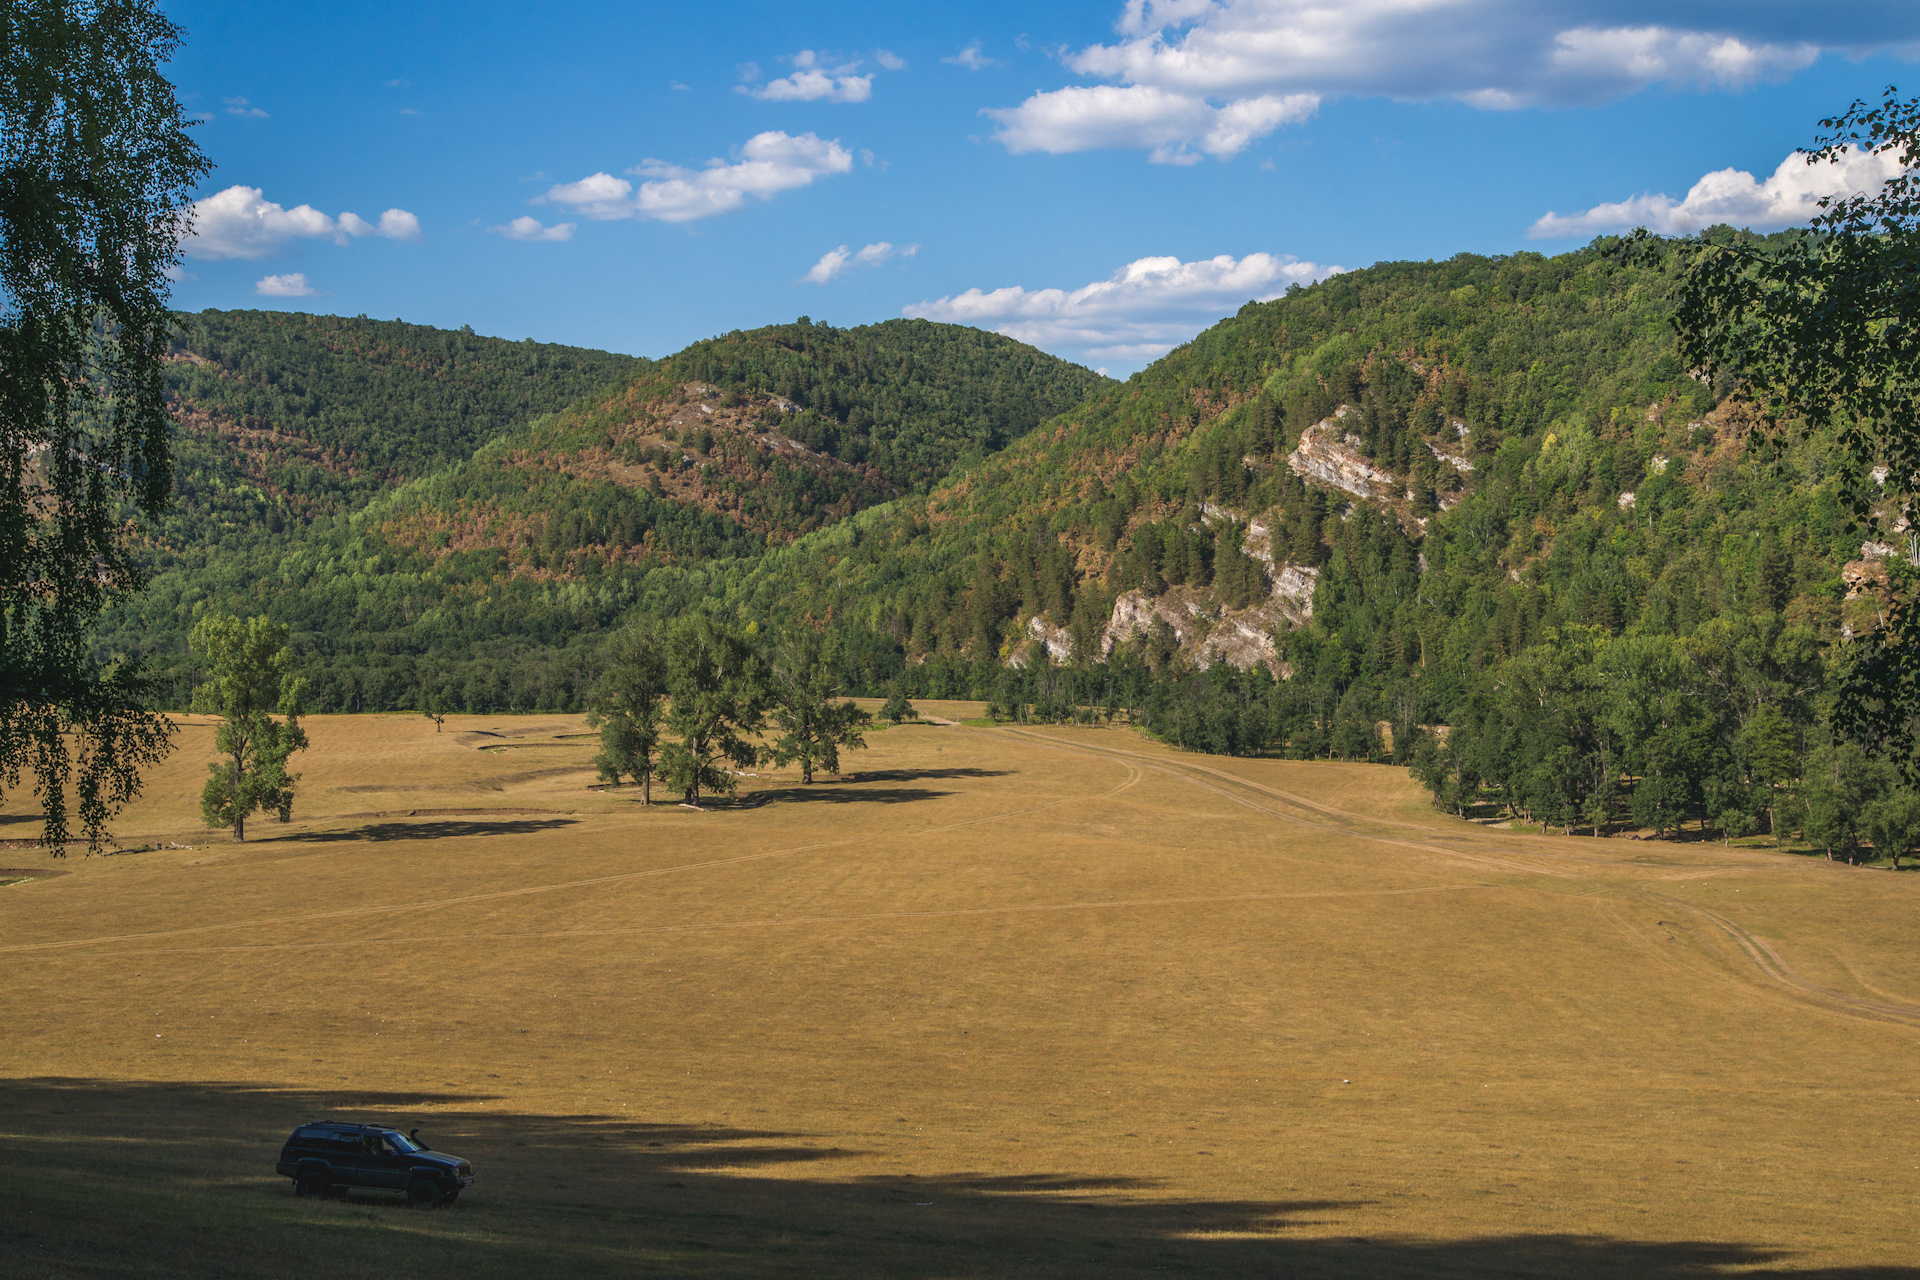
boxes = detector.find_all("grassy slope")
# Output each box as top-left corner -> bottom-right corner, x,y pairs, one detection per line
1,715 -> 1915,1277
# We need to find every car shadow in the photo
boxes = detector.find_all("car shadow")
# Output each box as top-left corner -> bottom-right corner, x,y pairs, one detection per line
2,1076 -> 1909,1280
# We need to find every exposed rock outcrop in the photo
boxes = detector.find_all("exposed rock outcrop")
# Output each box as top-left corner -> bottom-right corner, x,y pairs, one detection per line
1841,558 -> 1893,639
1270,563 -> 1319,625
1287,409 -> 1402,507
1103,588 -> 1201,653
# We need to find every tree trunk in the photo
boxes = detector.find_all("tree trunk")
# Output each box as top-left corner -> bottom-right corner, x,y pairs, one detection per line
802,756 -> 812,785
642,770 -> 651,806
231,756 -> 245,843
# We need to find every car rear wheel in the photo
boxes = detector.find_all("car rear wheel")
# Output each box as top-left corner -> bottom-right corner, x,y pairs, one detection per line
407,1178 -> 444,1210
295,1171 -> 328,1199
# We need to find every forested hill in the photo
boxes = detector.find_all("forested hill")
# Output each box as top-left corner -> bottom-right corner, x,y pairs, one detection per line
640,234 -> 1913,843
166,310 -> 647,524
698,235 -> 1823,673
111,315 -> 1109,708
119,239 -> 1920,849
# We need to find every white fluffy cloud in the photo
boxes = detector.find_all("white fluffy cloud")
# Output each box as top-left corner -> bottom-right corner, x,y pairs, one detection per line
184,186 -> 422,260
802,240 -> 918,284
743,50 -> 873,103
988,84 -> 1315,163
491,215 -> 575,243
255,272 -> 318,297
540,132 -> 853,224
1530,145 -> 1908,239
991,1 -> 1906,162
904,251 -> 1341,364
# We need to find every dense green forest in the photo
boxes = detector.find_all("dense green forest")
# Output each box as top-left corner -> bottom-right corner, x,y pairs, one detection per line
624,233 -> 1916,858
165,310 -> 647,518
102,314 -> 1109,709
650,317 -> 1114,489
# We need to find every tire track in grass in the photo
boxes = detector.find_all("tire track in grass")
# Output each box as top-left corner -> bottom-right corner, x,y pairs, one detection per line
0,756 -> 1146,958
993,727 -> 1577,881
1644,892 -> 1920,1030
1001,728 -> 1920,1032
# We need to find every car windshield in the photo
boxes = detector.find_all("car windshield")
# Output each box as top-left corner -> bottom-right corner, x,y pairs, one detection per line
384,1132 -> 421,1153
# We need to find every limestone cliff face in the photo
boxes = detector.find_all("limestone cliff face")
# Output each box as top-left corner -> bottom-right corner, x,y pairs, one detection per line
1287,408 -> 1402,507
1270,563 -> 1318,626
1095,538 -> 1319,675
1009,614 -> 1075,668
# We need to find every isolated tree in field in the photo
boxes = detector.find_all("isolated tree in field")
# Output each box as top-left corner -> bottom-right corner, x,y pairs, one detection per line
765,629 -> 870,784
659,616 -> 765,806
422,693 -> 446,733
0,0 -> 209,852
881,681 -> 917,725
586,619 -> 667,805
190,614 -> 308,843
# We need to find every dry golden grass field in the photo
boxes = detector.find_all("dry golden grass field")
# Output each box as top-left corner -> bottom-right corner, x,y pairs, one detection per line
1,708 -> 1917,1278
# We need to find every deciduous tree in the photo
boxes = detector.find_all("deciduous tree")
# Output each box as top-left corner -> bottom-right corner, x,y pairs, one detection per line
1651,88 -> 1920,760
587,619 -> 667,804
765,629 -> 870,784
1,0 -> 208,850
190,614 -> 308,843
659,616 -> 765,806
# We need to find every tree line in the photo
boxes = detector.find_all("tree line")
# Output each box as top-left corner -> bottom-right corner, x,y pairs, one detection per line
188,610 -> 903,843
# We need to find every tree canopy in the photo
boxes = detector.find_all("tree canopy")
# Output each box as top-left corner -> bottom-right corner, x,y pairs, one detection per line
1,0 -> 207,849
190,613 -> 308,843
1651,88 -> 1920,764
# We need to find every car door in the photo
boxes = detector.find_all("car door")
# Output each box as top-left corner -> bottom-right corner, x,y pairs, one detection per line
361,1134 -> 408,1189
323,1131 -> 369,1187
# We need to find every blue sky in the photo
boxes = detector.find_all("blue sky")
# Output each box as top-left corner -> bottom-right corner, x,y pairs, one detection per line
164,1 -> 1920,374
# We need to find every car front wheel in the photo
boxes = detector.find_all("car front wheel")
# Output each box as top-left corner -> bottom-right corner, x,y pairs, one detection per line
295,1171 -> 328,1200
407,1178 -> 444,1210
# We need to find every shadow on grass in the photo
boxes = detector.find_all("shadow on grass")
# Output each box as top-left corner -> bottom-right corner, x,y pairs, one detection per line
279,819 -> 579,844
754,787 -> 955,806
855,768 -> 1013,783
1,1077 -> 1911,1280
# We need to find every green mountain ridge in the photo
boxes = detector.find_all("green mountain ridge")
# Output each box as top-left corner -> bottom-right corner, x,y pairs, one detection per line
96,234 -> 1920,845
108,313 -> 1110,708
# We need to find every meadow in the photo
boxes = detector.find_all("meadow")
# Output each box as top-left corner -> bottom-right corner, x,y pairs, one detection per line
0,710 -> 1915,1278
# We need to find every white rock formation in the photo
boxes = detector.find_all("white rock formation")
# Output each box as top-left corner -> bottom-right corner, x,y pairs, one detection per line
1288,414 -> 1402,507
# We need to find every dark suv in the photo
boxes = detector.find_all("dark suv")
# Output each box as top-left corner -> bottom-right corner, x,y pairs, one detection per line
276,1122 -> 474,1208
